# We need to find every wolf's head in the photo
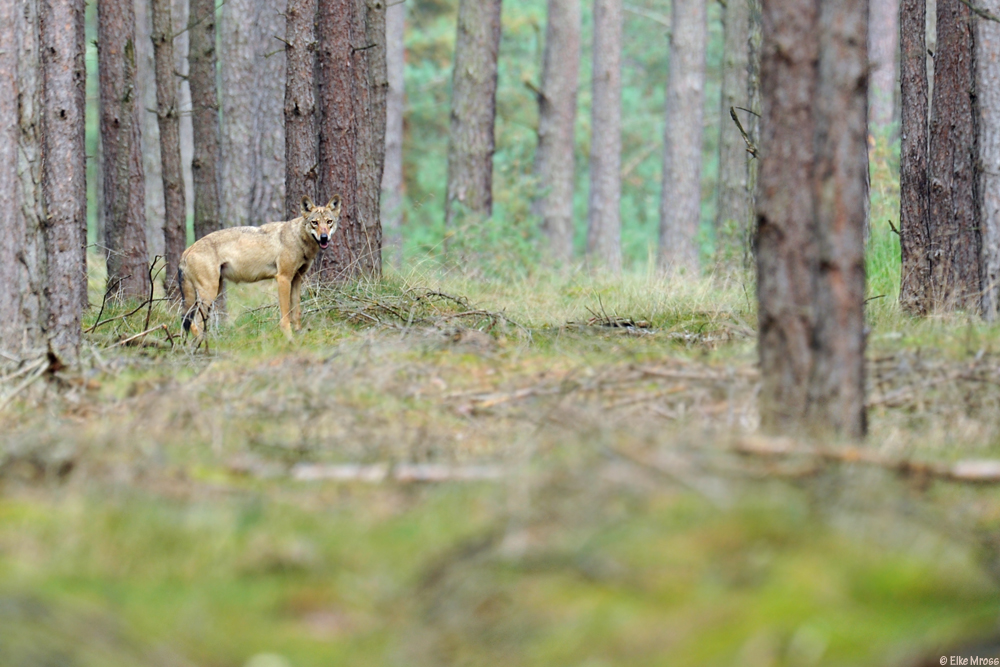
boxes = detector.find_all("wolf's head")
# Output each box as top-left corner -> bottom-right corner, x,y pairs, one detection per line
301,195 -> 342,249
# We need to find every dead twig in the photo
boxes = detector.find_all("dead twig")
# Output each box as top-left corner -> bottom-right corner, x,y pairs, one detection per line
0,357 -> 50,413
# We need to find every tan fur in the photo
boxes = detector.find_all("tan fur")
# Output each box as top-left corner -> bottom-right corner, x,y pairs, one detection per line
178,195 -> 341,339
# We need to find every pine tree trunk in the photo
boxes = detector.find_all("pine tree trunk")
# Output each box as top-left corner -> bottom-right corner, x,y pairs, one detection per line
444,0 -> 503,231
284,0 -> 317,220
756,0 -> 868,438
869,0 -> 900,128
658,0 -> 707,275
188,0 -> 221,240
715,0 -> 754,270
808,0 -> 868,438
586,0 -> 622,273
135,0 -> 165,257
927,0 -> 980,311
173,0 -> 194,232
977,0 -> 1000,319
41,0 -> 87,364
314,0 -> 387,281
151,0 -> 186,299
99,0 -> 151,301
0,0 -> 47,359
381,0 -> 406,266
899,0 -> 931,314
533,0 -> 580,264
220,0 -> 286,228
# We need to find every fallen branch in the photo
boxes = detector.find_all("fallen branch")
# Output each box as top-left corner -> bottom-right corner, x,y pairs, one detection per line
733,436 -> 1000,484
290,463 -> 505,483
111,324 -> 173,349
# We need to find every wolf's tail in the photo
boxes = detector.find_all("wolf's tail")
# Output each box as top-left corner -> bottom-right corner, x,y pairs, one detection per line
178,267 -> 194,332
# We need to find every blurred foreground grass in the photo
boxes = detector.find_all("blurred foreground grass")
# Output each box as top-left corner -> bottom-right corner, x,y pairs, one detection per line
3,244 -> 1000,666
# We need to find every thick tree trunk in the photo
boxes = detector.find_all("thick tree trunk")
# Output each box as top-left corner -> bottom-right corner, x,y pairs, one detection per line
927,0 -> 980,311
41,0 -> 87,364
381,0 -> 406,266
444,0 -> 502,232
533,0 -> 581,264
220,0 -> 286,228
978,0 -> 1000,319
99,0 -> 151,301
586,0 -> 622,273
284,0 -> 317,221
869,0 -> 900,128
715,0 -> 754,269
314,0 -> 387,281
756,0 -> 868,438
188,0 -> 221,240
135,0 -> 165,257
658,0 -> 707,275
899,0 -> 931,314
151,0 -> 186,299
0,0 -> 47,359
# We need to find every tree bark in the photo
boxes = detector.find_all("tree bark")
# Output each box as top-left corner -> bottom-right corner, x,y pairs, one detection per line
533,0 -> 581,264
0,0 -> 47,359
220,0 -> 286,228
99,0 -> 151,301
135,0 -> 165,257
314,0 -> 387,281
899,0 -> 931,314
151,0 -> 186,299
658,0 -> 707,275
927,0 -> 980,311
188,0 -> 221,240
586,0 -> 622,273
284,0 -> 318,220
381,0 -> 406,266
869,0 -> 900,129
444,0 -> 503,232
977,0 -> 1000,319
756,0 -> 868,438
41,0 -> 87,364
715,0 -> 756,270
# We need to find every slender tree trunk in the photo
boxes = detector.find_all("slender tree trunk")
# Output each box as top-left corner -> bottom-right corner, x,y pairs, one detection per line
869,0 -> 900,129
151,0 -> 186,299
0,0 -> 47,359
284,0 -> 317,220
586,0 -> 622,272
41,0 -> 87,364
173,0 -> 194,234
444,0 -> 503,232
188,0 -> 221,240
220,0 -> 286,228
533,0 -> 581,264
99,0 -> 151,301
977,0 -> 1000,319
135,0 -> 165,257
927,0 -> 980,311
658,0 -> 707,275
899,0 -> 931,314
756,0 -> 868,438
381,0 -> 406,266
715,0 -> 753,270
314,0 -> 387,281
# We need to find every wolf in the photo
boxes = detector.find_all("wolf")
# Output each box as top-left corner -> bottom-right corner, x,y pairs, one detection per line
178,195 -> 341,339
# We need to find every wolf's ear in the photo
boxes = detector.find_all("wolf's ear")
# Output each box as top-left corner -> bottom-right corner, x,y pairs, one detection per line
327,195 -> 342,211
301,196 -> 315,214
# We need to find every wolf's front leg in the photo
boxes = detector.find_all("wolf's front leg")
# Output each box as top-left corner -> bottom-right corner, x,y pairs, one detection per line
291,274 -> 304,331
277,274 -> 294,339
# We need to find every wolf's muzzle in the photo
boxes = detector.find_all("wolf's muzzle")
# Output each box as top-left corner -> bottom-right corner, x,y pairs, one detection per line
319,233 -> 329,249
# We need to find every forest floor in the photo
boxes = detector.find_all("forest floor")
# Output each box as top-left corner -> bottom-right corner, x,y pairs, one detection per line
3,262 -> 1000,667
